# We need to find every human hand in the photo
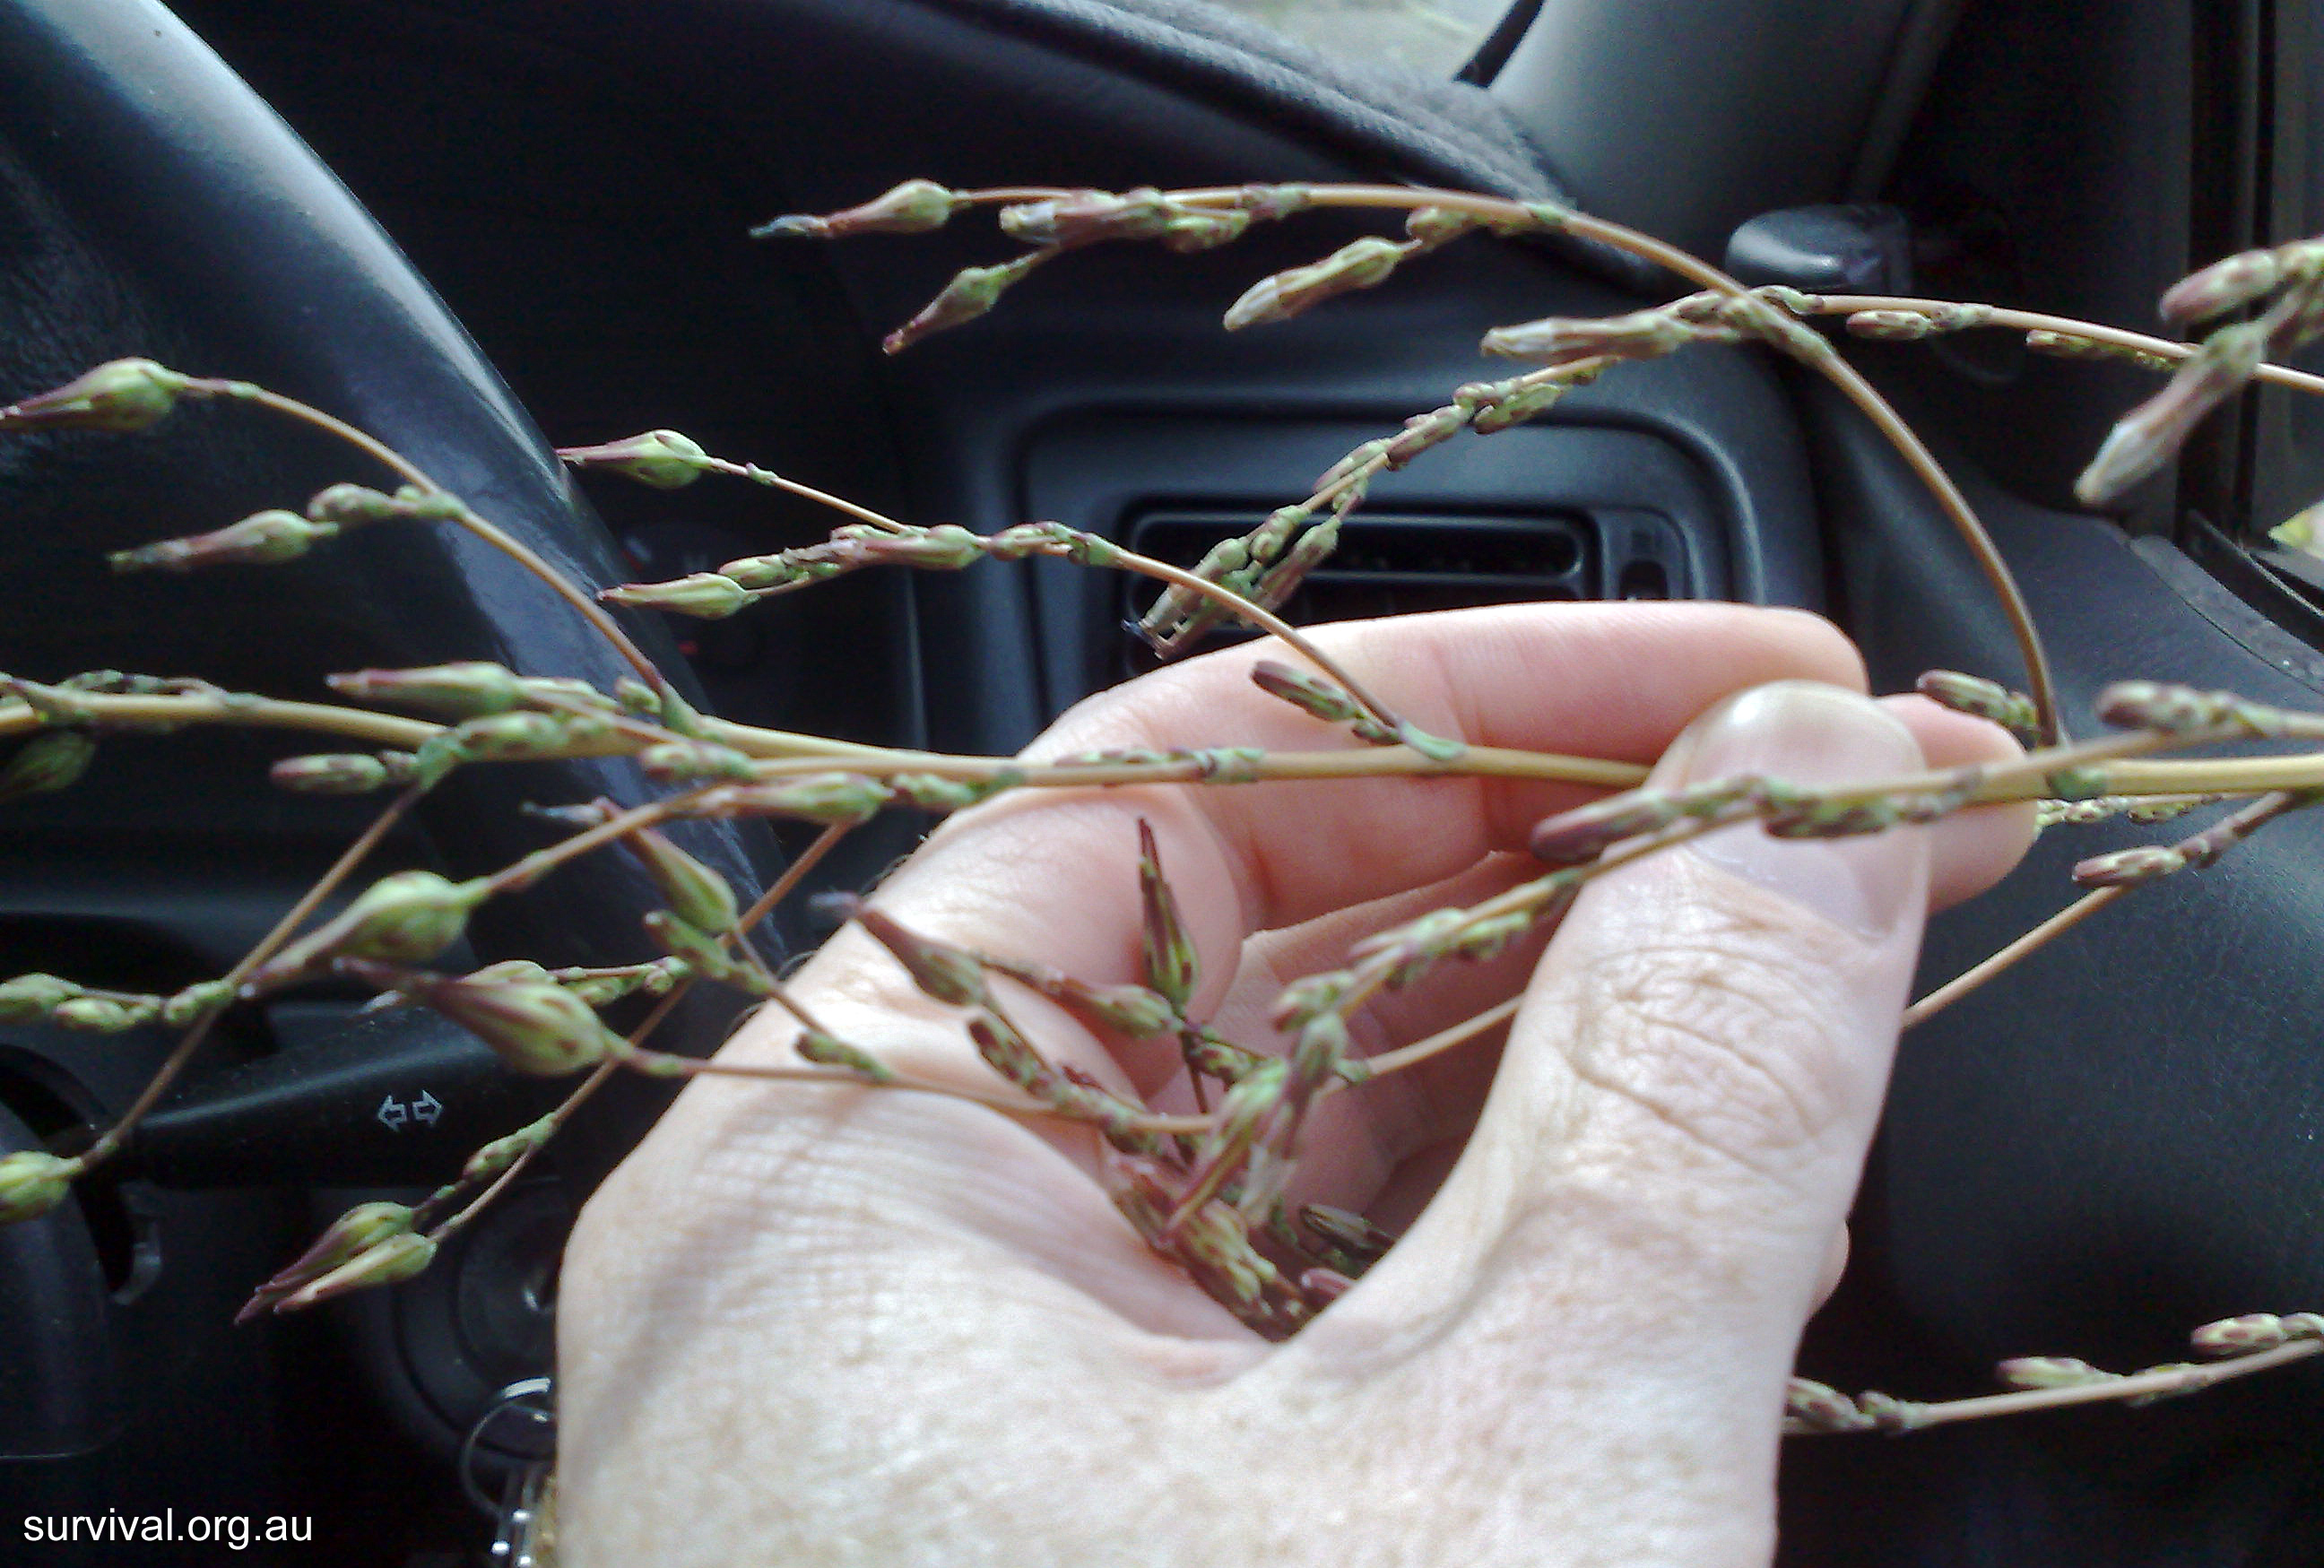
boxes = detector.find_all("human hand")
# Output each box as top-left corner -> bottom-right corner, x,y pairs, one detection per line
556,603 -> 2034,1567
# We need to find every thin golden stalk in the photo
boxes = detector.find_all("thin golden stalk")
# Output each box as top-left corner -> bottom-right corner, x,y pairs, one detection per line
692,455 -> 912,533
1908,785 -> 2315,1023
1352,996 -> 1522,1079
1803,292 -> 2324,397
413,823 -> 863,1236
1911,1339 -> 2321,1427
207,382 -> 673,696
79,784 -> 425,1167
1903,887 -> 2127,1027
1092,183 -> 2065,744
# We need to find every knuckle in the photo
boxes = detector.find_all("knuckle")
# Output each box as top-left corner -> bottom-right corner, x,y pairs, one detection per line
1559,918 -> 1857,1178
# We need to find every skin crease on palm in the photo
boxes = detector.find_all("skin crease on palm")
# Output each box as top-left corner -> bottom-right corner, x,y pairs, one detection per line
555,603 -> 2037,1568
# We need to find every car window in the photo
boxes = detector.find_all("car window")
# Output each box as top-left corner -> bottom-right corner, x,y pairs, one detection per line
1201,0 -> 1512,76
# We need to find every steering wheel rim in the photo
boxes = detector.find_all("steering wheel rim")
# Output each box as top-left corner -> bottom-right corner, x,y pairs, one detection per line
0,0 -> 779,1492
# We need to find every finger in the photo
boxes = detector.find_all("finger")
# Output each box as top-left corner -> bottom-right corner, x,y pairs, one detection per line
1815,1224 -> 1851,1307
750,604 -> 1865,1069
1880,693 -> 2036,908
1201,853 -> 1548,1214
1170,690 -> 2032,1214
1221,693 -> 2024,1056
1284,682 -> 1933,1436
995,601 -> 1862,926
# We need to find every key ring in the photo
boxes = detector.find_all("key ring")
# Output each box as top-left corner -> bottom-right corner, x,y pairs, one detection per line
461,1375 -> 557,1565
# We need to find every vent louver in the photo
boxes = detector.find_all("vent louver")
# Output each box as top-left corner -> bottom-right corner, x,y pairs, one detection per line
1119,509 -> 1690,673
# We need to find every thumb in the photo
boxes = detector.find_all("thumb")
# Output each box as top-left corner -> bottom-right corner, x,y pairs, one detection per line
1287,680 -> 1927,1435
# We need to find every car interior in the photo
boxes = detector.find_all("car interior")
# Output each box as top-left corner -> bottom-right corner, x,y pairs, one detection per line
3,0 -> 2321,1561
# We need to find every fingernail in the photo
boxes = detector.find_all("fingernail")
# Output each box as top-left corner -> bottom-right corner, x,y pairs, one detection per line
1660,681 -> 1926,938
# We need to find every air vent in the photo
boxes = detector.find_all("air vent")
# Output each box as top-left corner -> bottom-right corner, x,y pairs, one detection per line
1119,509 -> 1690,672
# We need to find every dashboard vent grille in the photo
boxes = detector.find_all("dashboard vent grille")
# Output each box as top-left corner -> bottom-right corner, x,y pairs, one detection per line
1119,509 -> 1687,673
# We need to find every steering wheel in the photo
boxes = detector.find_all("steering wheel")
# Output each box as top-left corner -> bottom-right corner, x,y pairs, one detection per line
0,0 -> 779,1521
